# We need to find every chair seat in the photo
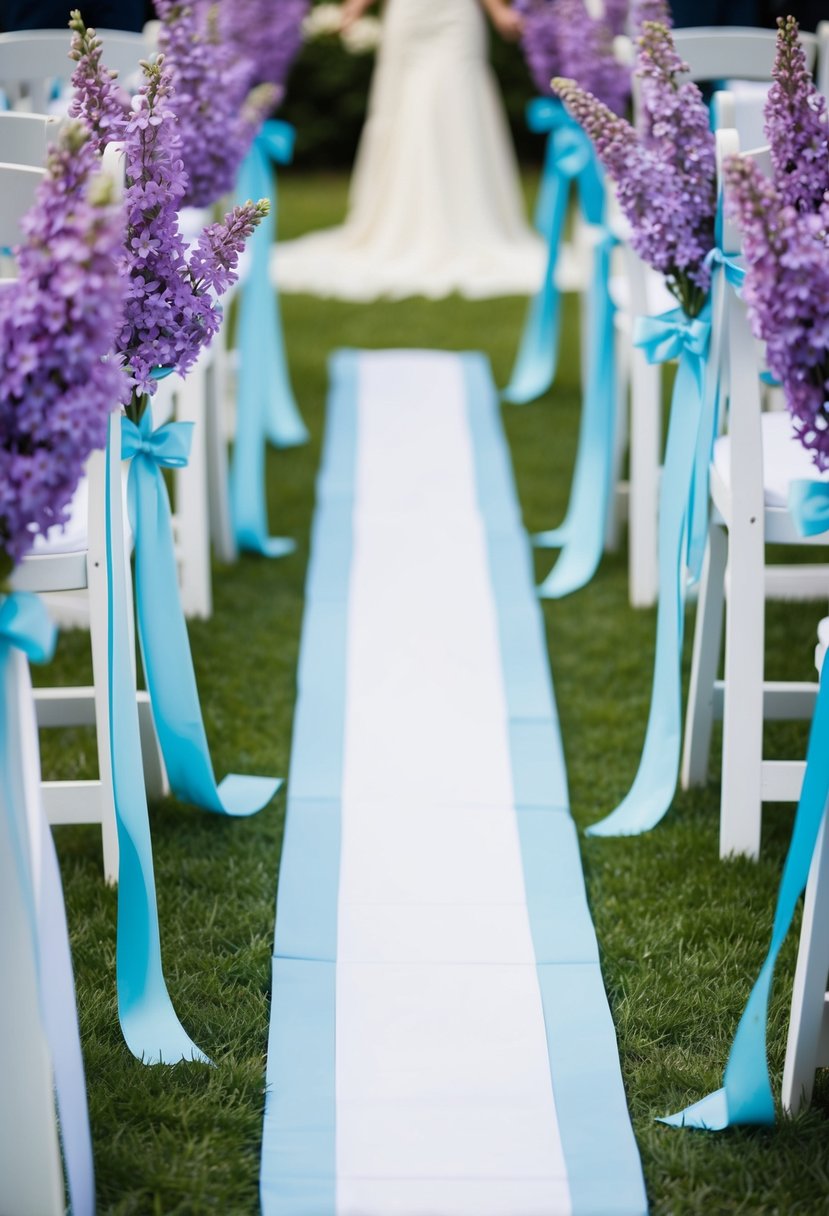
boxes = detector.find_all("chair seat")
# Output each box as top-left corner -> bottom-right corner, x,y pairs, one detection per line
713,411 -> 829,510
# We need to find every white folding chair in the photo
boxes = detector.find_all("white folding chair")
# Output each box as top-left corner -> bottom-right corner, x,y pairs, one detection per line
782,617 -> 829,1115
609,25 -> 823,608
0,27 -> 151,112
5,146 -> 167,883
681,131 -> 829,861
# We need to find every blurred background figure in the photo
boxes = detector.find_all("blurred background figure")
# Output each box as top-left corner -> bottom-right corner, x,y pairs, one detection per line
275,0 -> 544,300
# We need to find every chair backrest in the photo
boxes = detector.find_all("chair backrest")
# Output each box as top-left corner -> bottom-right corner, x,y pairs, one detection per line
0,112 -> 60,167
0,28 -> 151,112
0,162 -> 44,249
673,26 -> 818,82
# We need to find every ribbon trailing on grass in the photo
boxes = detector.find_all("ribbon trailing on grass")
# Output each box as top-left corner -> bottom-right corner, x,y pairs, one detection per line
123,408 -> 281,817
232,118 -> 305,556
103,417 -> 210,1064
503,99 -> 604,405
587,304 -> 712,838
587,239 -> 744,837
666,485 -> 829,1129
536,228 -> 618,598
0,594 -> 96,1215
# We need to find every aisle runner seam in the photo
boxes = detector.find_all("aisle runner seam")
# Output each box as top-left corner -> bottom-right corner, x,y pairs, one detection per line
261,349 -> 647,1216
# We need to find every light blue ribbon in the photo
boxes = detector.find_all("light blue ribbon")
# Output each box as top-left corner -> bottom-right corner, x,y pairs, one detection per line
503,99 -> 604,405
789,478 -> 829,536
588,304 -> 712,837
100,420 -> 210,1064
536,228 -> 618,598
232,118 -> 305,556
123,409 -> 281,817
665,643 -> 829,1129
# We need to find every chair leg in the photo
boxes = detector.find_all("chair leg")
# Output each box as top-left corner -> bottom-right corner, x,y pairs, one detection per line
682,522 -> 727,789
782,809 -> 829,1115
205,332 -> 238,564
628,347 -> 661,608
87,451 -> 120,885
720,529 -> 766,860
174,363 -> 213,621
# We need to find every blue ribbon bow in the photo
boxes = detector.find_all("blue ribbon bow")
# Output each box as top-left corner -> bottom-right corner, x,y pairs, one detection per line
232,118 -> 305,557
124,409 -> 281,818
588,302 -> 713,838
789,479 -> 829,537
503,99 -> 604,405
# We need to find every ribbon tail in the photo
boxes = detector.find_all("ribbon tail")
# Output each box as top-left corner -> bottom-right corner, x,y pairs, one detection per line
538,237 -> 616,597
666,668 -> 829,1130
588,351 -> 704,836
131,454 -> 281,817
533,127 -> 560,235
104,422 -> 209,1064
502,167 -> 569,405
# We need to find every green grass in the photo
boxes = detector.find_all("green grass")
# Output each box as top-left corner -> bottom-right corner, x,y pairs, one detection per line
41,172 -> 829,1213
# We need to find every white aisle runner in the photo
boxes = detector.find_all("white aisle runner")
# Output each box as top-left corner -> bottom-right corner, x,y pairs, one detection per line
261,350 -> 647,1216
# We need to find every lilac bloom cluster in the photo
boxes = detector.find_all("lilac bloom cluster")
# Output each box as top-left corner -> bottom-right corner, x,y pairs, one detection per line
515,0 -> 631,116
554,20 -> 716,316
224,0 -> 309,98
69,13 -> 268,418
155,0 -> 275,208
723,18 -> 829,471
630,0 -> 670,34
725,156 -> 829,470
764,15 -> 829,215
0,123 -> 126,575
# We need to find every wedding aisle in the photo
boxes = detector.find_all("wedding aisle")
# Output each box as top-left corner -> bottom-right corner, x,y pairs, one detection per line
261,349 -> 647,1216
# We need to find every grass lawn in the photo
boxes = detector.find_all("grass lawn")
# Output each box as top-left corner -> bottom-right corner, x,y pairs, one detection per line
40,171 -> 829,1214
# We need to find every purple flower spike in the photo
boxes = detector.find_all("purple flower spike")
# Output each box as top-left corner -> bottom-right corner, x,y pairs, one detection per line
725,155 -> 829,472
764,15 -> 829,216
554,19 -> 716,318
223,0 -> 309,97
0,122 -> 127,572
515,0 -> 631,116
155,0 -> 276,208
69,12 -> 268,417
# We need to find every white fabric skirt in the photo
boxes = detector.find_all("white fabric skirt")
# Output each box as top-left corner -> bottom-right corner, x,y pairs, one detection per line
273,0 -> 544,300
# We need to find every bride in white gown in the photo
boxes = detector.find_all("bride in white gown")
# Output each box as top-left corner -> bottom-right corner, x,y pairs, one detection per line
273,0 -> 545,300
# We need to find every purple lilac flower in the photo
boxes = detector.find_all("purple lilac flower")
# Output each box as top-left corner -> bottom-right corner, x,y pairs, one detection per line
630,0 -> 670,34
516,0 -> 630,115
725,155 -> 829,471
224,0 -> 309,98
155,0 -> 275,208
69,12 -> 268,418
0,123 -> 127,574
554,20 -> 716,315
764,15 -> 829,216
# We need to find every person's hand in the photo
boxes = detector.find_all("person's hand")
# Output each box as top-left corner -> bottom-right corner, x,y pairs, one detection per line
490,2 -> 523,40
340,0 -> 373,31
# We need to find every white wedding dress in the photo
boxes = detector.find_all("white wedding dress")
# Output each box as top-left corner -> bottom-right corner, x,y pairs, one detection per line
273,0 -> 545,300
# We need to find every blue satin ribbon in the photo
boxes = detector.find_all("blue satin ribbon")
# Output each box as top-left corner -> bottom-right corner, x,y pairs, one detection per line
789,479 -> 829,536
232,118 -> 304,556
503,99 -> 604,405
98,419 -> 210,1063
588,304 -> 712,837
665,650 -> 829,1129
537,228 -> 618,598
123,409 -> 281,817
